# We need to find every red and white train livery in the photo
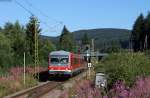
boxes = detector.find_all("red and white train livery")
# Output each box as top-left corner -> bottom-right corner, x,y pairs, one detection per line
48,50 -> 86,76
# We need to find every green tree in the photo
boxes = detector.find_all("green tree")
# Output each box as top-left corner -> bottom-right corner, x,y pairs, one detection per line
107,40 -> 121,53
145,12 -> 150,49
0,32 -> 12,68
25,15 -> 41,62
2,21 -> 26,66
2,22 -> 14,39
12,21 -> 26,65
0,27 -> 2,31
59,26 -> 74,51
81,33 -> 90,45
39,39 -> 56,65
131,14 -> 146,52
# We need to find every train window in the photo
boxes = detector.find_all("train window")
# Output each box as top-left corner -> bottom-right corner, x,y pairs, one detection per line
51,58 -> 59,64
60,58 -> 68,64
50,55 -> 69,65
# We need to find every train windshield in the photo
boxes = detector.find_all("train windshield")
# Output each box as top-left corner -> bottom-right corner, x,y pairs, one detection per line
50,55 -> 69,65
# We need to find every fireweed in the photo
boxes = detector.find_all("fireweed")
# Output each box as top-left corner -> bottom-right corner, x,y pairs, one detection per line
0,67 -> 46,97
108,77 -> 150,98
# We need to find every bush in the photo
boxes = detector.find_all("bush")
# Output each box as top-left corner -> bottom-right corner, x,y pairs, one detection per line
95,52 -> 150,87
0,33 -> 13,68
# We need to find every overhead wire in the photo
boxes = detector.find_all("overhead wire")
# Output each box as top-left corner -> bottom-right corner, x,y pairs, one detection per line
24,0 -> 63,25
23,0 -> 63,32
13,0 -> 63,33
13,0 -> 33,15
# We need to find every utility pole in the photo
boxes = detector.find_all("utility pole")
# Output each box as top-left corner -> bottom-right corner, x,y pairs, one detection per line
34,17 -> 39,80
23,52 -> 26,86
91,39 -> 94,52
91,39 -> 95,61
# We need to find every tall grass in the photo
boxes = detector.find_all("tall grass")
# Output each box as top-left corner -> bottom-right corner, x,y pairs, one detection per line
0,67 -> 46,97
0,74 -> 38,97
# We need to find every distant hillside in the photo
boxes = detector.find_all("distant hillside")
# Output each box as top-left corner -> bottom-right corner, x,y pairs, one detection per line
41,28 -> 131,51
73,28 -> 131,49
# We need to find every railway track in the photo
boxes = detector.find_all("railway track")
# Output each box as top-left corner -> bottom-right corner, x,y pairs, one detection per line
4,71 -> 87,98
4,81 -> 61,98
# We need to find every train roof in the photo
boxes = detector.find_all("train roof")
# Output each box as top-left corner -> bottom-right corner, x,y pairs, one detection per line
50,50 -> 70,56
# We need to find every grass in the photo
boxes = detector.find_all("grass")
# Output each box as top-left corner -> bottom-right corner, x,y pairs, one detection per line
0,66 -> 46,97
0,74 -> 38,97
0,68 -> 9,77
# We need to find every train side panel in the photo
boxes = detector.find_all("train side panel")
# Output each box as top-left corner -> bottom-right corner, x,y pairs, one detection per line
70,53 -> 86,74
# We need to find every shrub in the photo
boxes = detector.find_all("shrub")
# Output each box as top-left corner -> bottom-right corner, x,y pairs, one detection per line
95,52 -> 150,87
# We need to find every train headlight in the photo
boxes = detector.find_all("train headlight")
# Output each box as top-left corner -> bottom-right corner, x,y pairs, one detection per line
100,83 -> 105,87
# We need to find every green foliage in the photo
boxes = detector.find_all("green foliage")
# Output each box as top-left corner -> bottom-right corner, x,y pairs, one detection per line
131,12 -> 150,52
1,21 -> 27,66
25,15 -> 41,61
102,40 -> 121,53
81,33 -> 90,45
2,22 -> 14,39
0,27 -> 2,31
145,12 -> 150,49
95,52 -> 150,87
39,39 -> 56,65
0,17 -> 56,69
59,26 -> 75,51
131,14 -> 146,52
0,33 -> 12,68
12,21 -> 26,66
49,28 -> 130,51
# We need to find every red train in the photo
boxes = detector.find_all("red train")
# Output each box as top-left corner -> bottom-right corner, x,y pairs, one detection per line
48,50 -> 86,77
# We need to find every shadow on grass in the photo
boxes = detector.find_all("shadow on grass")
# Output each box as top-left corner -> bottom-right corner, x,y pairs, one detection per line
34,71 -> 70,82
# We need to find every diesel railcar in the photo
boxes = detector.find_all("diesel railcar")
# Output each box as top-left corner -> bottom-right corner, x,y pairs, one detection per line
48,50 -> 86,77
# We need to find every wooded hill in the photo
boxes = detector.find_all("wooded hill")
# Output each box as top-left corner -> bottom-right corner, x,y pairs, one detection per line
42,28 -> 131,52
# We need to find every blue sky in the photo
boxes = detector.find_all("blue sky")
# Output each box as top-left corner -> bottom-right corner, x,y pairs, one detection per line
0,0 -> 150,36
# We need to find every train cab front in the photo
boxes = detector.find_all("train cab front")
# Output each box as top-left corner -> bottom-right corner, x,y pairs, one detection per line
48,53 -> 72,77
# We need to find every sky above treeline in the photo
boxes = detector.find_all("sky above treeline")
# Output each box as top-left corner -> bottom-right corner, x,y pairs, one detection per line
0,0 -> 150,36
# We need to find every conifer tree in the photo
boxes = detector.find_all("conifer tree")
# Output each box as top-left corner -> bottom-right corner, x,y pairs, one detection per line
25,15 -> 41,61
59,25 -> 74,51
81,33 -> 90,45
131,14 -> 146,52
145,12 -> 150,49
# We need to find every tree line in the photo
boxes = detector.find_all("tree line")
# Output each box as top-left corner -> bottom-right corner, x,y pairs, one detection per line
0,14 -> 126,69
0,15 -> 55,68
0,15 -> 89,69
59,25 -> 92,53
131,12 -> 150,52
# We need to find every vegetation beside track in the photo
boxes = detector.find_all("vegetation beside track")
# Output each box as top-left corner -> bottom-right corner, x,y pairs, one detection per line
47,71 -> 101,98
95,52 -> 150,87
0,67 -> 46,97
94,52 -> 150,98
